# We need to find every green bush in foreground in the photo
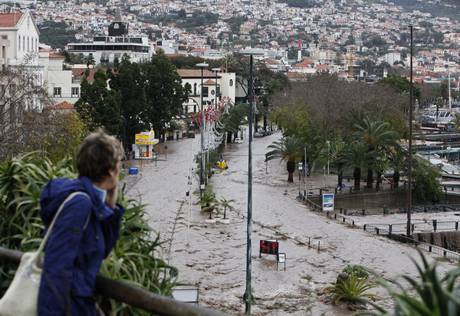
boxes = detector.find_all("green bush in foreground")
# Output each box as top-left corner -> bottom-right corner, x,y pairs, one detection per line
364,251 -> 460,316
333,265 -> 374,305
0,153 -> 177,315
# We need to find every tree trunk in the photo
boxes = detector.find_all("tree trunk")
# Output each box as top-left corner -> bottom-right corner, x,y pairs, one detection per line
353,167 -> 361,190
393,170 -> 400,189
376,171 -> 382,191
366,168 -> 373,188
337,163 -> 343,188
287,160 -> 295,183
226,131 -> 232,143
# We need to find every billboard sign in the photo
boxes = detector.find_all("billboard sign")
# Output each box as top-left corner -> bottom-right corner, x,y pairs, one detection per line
322,193 -> 334,212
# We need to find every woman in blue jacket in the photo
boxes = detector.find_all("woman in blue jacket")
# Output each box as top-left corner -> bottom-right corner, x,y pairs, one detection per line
38,132 -> 125,316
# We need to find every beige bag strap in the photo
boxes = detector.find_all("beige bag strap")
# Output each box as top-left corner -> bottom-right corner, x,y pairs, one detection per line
36,192 -> 90,255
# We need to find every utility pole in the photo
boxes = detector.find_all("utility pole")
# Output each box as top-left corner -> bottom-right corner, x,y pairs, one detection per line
244,54 -> 254,315
196,63 -> 209,195
406,25 -> 413,237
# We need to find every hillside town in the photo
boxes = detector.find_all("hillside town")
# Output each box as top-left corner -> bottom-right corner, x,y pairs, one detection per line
1,0 -> 460,315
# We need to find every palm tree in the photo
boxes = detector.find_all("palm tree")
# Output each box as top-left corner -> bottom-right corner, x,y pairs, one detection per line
218,197 -> 235,219
266,136 -> 303,182
341,141 -> 368,190
353,117 -> 398,189
201,188 -> 217,219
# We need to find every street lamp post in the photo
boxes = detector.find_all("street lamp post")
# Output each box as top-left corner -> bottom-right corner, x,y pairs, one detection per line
297,162 -> 303,200
212,68 -> 220,108
244,54 -> 254,315
196,62 -> 209,195
406,25 -> 414,237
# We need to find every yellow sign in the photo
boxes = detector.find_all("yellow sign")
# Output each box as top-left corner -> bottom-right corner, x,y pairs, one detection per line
135,131 -> 158,145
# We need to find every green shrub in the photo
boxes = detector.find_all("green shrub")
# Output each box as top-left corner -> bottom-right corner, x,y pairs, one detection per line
342,265 -> 369,280
0,153 -> 177,315
333,273 -> 374,304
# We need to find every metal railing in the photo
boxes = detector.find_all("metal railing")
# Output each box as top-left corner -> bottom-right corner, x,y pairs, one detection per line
364,220 -> 460,235
0,247 -> 226,316
362,226 -> 460,261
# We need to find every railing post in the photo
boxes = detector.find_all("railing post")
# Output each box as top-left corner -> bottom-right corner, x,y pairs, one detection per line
456,222 -> 459,231
317,241 -> 320,252
433,219 -> 437,232
363,224 -> 367,231
428,245 -> 432,252
376,227 -> 380,235
389,224 -> 393,235
362,209 -> 365,216
411,223 -> 415,233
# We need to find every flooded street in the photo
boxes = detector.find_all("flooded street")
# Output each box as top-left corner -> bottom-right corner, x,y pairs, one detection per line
126,131 -> 455,315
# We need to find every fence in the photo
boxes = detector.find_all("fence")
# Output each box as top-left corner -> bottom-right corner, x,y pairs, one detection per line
0,247 -> 225,316
304,199 -> 460,262
362,225 -> 460,261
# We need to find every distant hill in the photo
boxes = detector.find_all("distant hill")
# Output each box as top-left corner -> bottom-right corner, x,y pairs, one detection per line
387,0 -> 459,21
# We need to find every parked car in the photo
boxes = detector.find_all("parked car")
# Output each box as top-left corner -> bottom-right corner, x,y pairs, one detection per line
234,137 -> 243,144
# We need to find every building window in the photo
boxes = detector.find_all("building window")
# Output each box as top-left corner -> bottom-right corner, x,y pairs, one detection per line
23,36 -> 25,51
229,79 -> 234,87
53,87 -> 62,97
1,35 -> 7,40
18,35 -> 21,50
71,87 -> 79,97
202,86 -> 208,97
193,83 -> 197,95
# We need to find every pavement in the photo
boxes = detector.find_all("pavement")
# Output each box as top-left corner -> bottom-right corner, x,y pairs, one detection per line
124,131 -> 455,316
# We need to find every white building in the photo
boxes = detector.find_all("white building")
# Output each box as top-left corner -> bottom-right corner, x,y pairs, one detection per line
177,69 -> 236,114
39,49 -> 80,104
67,20 -> 151,65
0,10 -> 40,67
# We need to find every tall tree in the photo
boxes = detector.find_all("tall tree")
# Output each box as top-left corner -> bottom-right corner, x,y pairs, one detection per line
75,70 -> 122,136
353,117 -> 398,188
109,59 -> 148,149
143,52 -> 188,140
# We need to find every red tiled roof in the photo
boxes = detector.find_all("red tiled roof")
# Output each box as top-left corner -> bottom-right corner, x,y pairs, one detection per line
293,58 -> 314,68
0,12 -> 23,27
48,101 -> 74,110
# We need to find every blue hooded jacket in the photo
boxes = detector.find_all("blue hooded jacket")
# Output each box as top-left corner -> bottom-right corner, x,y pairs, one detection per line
38,176 -> 124,316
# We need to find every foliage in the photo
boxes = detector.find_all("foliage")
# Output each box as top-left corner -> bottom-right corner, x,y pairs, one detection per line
40,111 -> 89,163
379,75 -> 421,100
364,251 -> 460,316
412,159 -> 442,202
0,59 -> 50,160
218,197 -> 235,219
342,265 -> 369,280
266,136 -> 304,182
333,273 -> 374,305
109,52 -> 188,146
38,21 -> 76,49
200,187 -> 217,219
75,70 -> 123,136
0,153 -> 177,315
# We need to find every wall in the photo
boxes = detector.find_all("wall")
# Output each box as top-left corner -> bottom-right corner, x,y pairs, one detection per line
310,190 -> 460,210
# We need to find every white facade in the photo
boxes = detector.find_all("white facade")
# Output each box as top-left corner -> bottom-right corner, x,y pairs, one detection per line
39,50 -> 80,104
178,69 -> 236,114
0,10 -> 40,67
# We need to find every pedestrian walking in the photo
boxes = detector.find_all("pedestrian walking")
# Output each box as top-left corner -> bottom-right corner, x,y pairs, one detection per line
38,131 -> 125,316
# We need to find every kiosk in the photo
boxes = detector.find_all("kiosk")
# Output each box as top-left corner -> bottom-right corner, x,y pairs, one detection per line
132,130 -> 159,160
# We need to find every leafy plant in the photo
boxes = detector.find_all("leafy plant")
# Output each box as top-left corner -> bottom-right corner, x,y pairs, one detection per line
218,197 -> 235,219
364,251 -> 460,316
333,273 -> 374,305
0,153 -> 177,315
200,187 -> 217,219
342,265 -> 369,280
